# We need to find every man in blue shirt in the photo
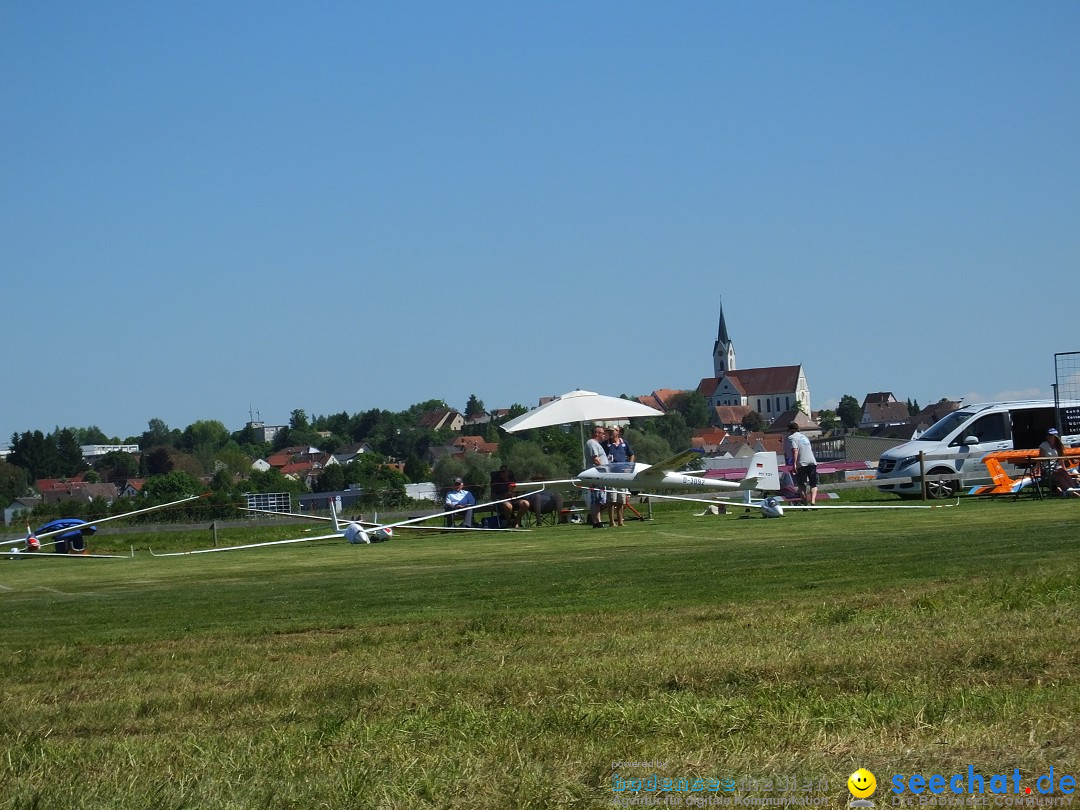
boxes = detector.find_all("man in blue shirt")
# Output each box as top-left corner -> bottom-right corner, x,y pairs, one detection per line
603,427 -> 635,526
444,477 -> 476,527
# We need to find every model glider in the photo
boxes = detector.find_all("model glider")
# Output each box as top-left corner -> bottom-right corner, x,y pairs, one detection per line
577,450 -> 775,493
2,494 -> 206,558
969,448 -> 1080,497
240,506 -> 527,533
150,489 -> 543,556
642,490 -> 960,517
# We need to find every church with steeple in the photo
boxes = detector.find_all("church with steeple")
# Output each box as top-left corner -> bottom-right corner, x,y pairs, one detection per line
712,303 -> 736,377
698,299 -> 812,430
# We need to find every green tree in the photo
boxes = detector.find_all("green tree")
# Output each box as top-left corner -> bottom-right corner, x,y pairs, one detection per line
289,409 -> 310,431
144,447 -> 174,476
907,398 -> 920,417
247,467 -> 308,496
741,411 -> 765,433
209,467 -> 237,495
341,455 -> 408,509
0,459 -> 29,503
181,420 -> 231,454
74,426 -> 112,445
465,394 -> 485,419
499,443 -> 571,482
142,471 -> 202,500
667,392 -> 710,428
432,456 -> 468,490
641,412 -> 691,453
503,404 -> 528,422
95,450 -> 140,483
816,409 -> 840,432
215,443 -> 255,477
403,453 -> 429,483
312,411 -> 351,437
623,429 -> 672,465
316,464 -> 346,493
9,430 -> 58,480
141,418 -> 178,449
54,428 -> 87,477
837,395 -> 862,429
230,424 -> 271,458
406,399 -> 449,419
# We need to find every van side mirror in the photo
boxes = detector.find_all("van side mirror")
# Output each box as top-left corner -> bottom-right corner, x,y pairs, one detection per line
963,436 -> 979,446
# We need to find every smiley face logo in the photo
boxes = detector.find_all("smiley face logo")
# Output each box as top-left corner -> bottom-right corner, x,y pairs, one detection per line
848,768 -> 877,799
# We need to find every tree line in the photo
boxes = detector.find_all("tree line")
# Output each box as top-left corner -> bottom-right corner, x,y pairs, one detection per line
3,390 -> 901,517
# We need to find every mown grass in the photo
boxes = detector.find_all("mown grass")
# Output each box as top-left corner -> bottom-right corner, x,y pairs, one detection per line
1,498 -> 1078,808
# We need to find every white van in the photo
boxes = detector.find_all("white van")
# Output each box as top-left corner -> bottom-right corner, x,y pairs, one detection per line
875,399 -> 1080,498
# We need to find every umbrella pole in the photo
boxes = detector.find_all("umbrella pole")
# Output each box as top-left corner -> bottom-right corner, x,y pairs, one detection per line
579,421 -> 586,469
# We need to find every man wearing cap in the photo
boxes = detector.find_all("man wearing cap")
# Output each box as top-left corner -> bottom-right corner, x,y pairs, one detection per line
585,425 -> 609,528
783,421 -> 818,506
444,477 -> 477,527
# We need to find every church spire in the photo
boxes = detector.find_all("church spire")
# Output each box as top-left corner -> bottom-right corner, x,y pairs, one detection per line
713,299 -> 736,377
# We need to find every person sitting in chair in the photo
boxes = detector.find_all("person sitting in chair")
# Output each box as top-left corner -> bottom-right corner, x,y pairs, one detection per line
444,477 -> 477,526
1039,429 -> 1080,497
777,470 -> 802,501
491,465 -> 530,527
527,490 -> 564,526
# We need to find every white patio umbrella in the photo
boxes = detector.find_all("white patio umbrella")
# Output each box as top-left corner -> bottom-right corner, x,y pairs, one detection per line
500,389 -> 665,468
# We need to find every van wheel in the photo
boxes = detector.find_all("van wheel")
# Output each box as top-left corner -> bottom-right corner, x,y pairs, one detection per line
925,468 -> 958,499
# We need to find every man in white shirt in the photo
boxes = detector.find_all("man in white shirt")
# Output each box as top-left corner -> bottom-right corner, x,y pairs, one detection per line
585,425 -> 609,528
783,421 -> 818,506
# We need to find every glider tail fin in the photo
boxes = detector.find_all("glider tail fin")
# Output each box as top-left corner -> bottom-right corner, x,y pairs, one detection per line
743,452 -> 779,491
983,455 -> 1019,494
330,498 -> 341,532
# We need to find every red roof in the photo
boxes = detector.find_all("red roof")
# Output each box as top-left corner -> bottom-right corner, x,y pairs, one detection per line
35,474 -> 89,492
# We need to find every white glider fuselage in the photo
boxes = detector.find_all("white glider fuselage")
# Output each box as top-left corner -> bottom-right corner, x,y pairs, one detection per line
577,463 -> 743,491
576,450 -> 774,493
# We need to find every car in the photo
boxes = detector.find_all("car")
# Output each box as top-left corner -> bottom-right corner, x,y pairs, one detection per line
875,399 -> 1080,498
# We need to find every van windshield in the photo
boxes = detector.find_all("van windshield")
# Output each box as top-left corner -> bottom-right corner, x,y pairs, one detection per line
917,411 -> 973,442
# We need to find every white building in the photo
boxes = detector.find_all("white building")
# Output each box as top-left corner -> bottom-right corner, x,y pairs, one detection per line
80,444 -> 140,461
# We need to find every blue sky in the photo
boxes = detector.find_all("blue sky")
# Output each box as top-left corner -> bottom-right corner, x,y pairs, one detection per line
3,1 -> 1078,441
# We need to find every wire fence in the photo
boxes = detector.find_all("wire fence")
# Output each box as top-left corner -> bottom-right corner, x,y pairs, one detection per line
1055,351 -> 1080,433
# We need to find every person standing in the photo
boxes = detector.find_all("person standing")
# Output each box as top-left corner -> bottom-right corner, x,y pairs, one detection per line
585,425 -> 609,528
602,427 -> 635,526
783,421 -> 818,506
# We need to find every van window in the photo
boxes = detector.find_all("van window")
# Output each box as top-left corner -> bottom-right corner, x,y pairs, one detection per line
952,413 -> 1009,446
919,411 -> 971,442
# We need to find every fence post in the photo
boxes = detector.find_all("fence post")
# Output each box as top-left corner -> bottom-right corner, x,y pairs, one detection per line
920,452 -> 927,501
212,520 -> 218,547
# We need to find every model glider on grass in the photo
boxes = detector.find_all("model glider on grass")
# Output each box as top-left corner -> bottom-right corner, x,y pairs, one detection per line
240,506 -> 528,534
578,449 -> 774,493
522,450 -> 776,496
2,494 -> 206,559
150,489 -> 543,556
643,490 -> 961,517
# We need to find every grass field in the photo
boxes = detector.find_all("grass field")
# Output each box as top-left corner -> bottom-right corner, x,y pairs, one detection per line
2,497 -> 1079,809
